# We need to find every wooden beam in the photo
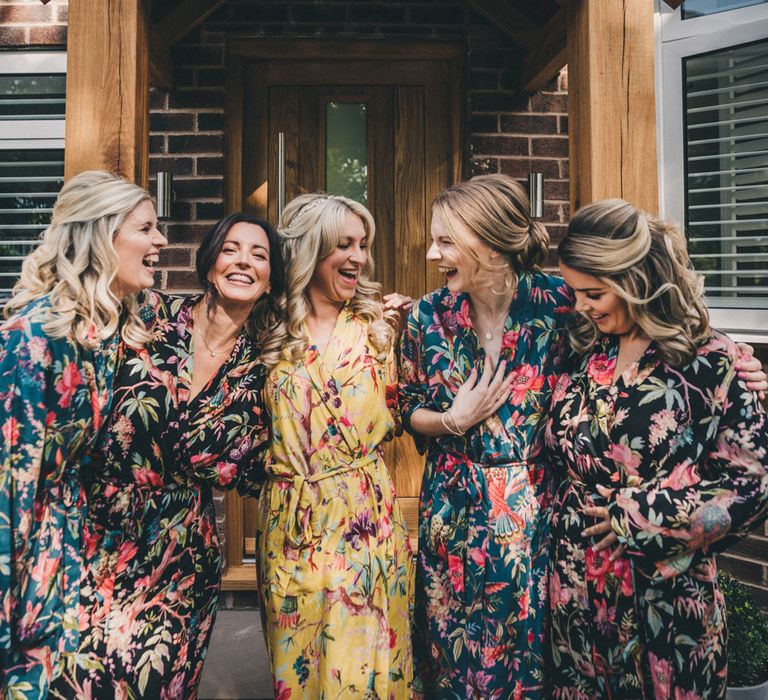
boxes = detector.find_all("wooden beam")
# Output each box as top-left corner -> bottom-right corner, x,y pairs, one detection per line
155,0 -> 227,46
65,0 -> 149,187
520,8 -> 566,93
464,0 -> 541,49
566,0 -> 659,214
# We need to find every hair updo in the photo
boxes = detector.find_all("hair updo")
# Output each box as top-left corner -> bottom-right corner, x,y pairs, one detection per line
558,198 -> 711,367
431,173 -> 550,293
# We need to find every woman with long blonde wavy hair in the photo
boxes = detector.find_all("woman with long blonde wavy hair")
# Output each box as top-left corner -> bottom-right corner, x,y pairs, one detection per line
0,170 -> 166,698
546,199 -> 768,698
254,192 -> 414,698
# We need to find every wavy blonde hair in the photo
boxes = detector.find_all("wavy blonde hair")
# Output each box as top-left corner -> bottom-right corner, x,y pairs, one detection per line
3,170 -> 153,349
558,198 -> 711,367
271,193 -> 396,363
432,174 -> 550,294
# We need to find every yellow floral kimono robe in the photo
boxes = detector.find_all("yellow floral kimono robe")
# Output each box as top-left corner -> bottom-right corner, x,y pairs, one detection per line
255,306 -> 413,700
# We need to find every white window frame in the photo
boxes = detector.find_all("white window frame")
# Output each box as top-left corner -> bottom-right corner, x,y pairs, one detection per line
655,1 -> 768,342
0,51 -> 66,149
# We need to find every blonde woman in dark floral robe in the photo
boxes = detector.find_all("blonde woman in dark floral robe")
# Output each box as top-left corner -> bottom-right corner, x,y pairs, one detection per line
546,199 -> 768,699
51,214 -> 285,700
0,171 -> 166,698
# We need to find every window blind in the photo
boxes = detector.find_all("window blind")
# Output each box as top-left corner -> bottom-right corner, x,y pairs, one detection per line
684,38 -> 768,306
0,61 -> 65,300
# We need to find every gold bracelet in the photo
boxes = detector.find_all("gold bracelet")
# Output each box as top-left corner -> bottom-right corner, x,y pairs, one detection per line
441,410 -> 463,436
446,408 -> 466,436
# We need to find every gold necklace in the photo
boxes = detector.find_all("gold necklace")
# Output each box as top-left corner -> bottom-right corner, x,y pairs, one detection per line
474,303 -> 510,341
194,308 -> 237,358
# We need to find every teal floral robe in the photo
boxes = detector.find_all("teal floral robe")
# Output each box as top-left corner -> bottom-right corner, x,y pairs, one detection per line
398,273 -> 572,699
0,297 -> 118,698
545,333 -> 768,699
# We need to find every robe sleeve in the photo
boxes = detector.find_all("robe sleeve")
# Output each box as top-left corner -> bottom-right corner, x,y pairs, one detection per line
385,346 -> 402,437
181,361 -> 270,496
609,361 -> 768,565
0,328 -> 50,649
397,301 -> 431,454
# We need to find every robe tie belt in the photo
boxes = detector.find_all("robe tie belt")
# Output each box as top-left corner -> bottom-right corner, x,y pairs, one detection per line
438,457 -> 536,604
266,451 -> 383,597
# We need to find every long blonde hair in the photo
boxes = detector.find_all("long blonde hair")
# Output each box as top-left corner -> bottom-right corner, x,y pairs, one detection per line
558,199 -> 711,367
271,193 -> 396,363
4,170 -> 153,349
432,174 -> 550,293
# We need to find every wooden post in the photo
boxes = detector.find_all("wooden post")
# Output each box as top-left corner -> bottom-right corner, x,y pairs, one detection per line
65,0 -> 149,187
566,0 -> 658,214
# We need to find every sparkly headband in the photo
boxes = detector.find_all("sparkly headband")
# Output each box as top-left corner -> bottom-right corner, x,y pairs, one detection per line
287,194 -> 345,228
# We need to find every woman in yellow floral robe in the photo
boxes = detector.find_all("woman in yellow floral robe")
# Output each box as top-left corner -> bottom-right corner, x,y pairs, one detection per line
252,193 -> 413,699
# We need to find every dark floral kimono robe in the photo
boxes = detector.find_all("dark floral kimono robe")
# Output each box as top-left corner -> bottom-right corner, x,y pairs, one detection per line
545,333 -> 768,699
51,293 -> 269,700
0,297 -> 118,698
398,273 -> 572,699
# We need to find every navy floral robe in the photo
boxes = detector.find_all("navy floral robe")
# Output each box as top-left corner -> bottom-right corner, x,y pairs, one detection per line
545,333 -> 768,699
50,293 -> 269,700
398,273 -> 572,699
0,297 -> 118,698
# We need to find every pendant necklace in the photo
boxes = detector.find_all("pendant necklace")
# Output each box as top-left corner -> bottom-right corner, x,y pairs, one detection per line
477,304 -> 509,341
194,308 -> 236,358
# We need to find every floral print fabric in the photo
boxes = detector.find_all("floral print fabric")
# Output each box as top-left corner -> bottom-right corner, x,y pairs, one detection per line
545,333 -> 768,699
398,273 -> 572,699
0,297 -> 117,698
255,305 -> 413,699
50,293 -> 269,700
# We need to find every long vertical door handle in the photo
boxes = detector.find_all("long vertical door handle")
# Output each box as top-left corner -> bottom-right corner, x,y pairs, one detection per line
278,131 -> 286,221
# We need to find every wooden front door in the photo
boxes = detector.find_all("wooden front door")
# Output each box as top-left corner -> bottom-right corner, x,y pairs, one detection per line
223,40 -> 464,587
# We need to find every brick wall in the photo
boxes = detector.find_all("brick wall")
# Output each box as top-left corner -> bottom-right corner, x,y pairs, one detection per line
0,0 -> 67,45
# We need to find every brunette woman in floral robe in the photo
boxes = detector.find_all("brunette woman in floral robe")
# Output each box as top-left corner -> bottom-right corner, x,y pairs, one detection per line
398,175 -> 572,698
256,193 -> 413,699
51,214 -> 284,699
546,199 -> 768,699
0,171 -> 166,698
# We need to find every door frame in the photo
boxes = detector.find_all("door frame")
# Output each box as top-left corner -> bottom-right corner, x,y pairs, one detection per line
222,39 -> 465,589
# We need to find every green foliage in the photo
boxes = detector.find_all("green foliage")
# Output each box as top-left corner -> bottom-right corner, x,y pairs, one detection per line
720,571 -> 768,687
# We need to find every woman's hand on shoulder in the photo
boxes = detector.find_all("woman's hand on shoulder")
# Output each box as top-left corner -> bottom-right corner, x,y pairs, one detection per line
449,357 -> 513,432
383,292 -> 415,332
735,341 -> 767,400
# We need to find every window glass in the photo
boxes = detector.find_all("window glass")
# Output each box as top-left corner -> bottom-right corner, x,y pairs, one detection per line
684,38 -> 768,307
326,101 -> 368,205
682,0 -> 768,19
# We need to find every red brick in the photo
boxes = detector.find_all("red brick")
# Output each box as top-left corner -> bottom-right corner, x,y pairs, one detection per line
471,114 -> 497,133
149,157 -> 194,177
0,26 -> 26,44
170,89 -> 224,110
166,224 -> 211,245
28,25 -> 66,45
559,115 -> 568,134
168,134 -> 223,154
531,136 -> 568,158
472,91 -> 528,113
159,247 -> 193,267
530,92 -> 568,114
196,157 -> 225,176
150,90 -> 168,110
197,68 -> 225,87
197,113 -> 224,132
166,270 -> 200,290
472,135 -> 527,156
0,5 -> 52,23
149,135 -> 166,155
196,202 -> 224,220
499,158 -> 561,180
500,114 -> 557,135
173,177 -> 223,199
544,180 -> 569,201
150,112 -> 195,133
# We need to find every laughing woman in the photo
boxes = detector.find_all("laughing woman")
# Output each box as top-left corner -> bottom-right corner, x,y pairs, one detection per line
0,171 -> 166,698
50,213 -> 284,700
255,193 -> 413,699
546,200 -> 768,699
